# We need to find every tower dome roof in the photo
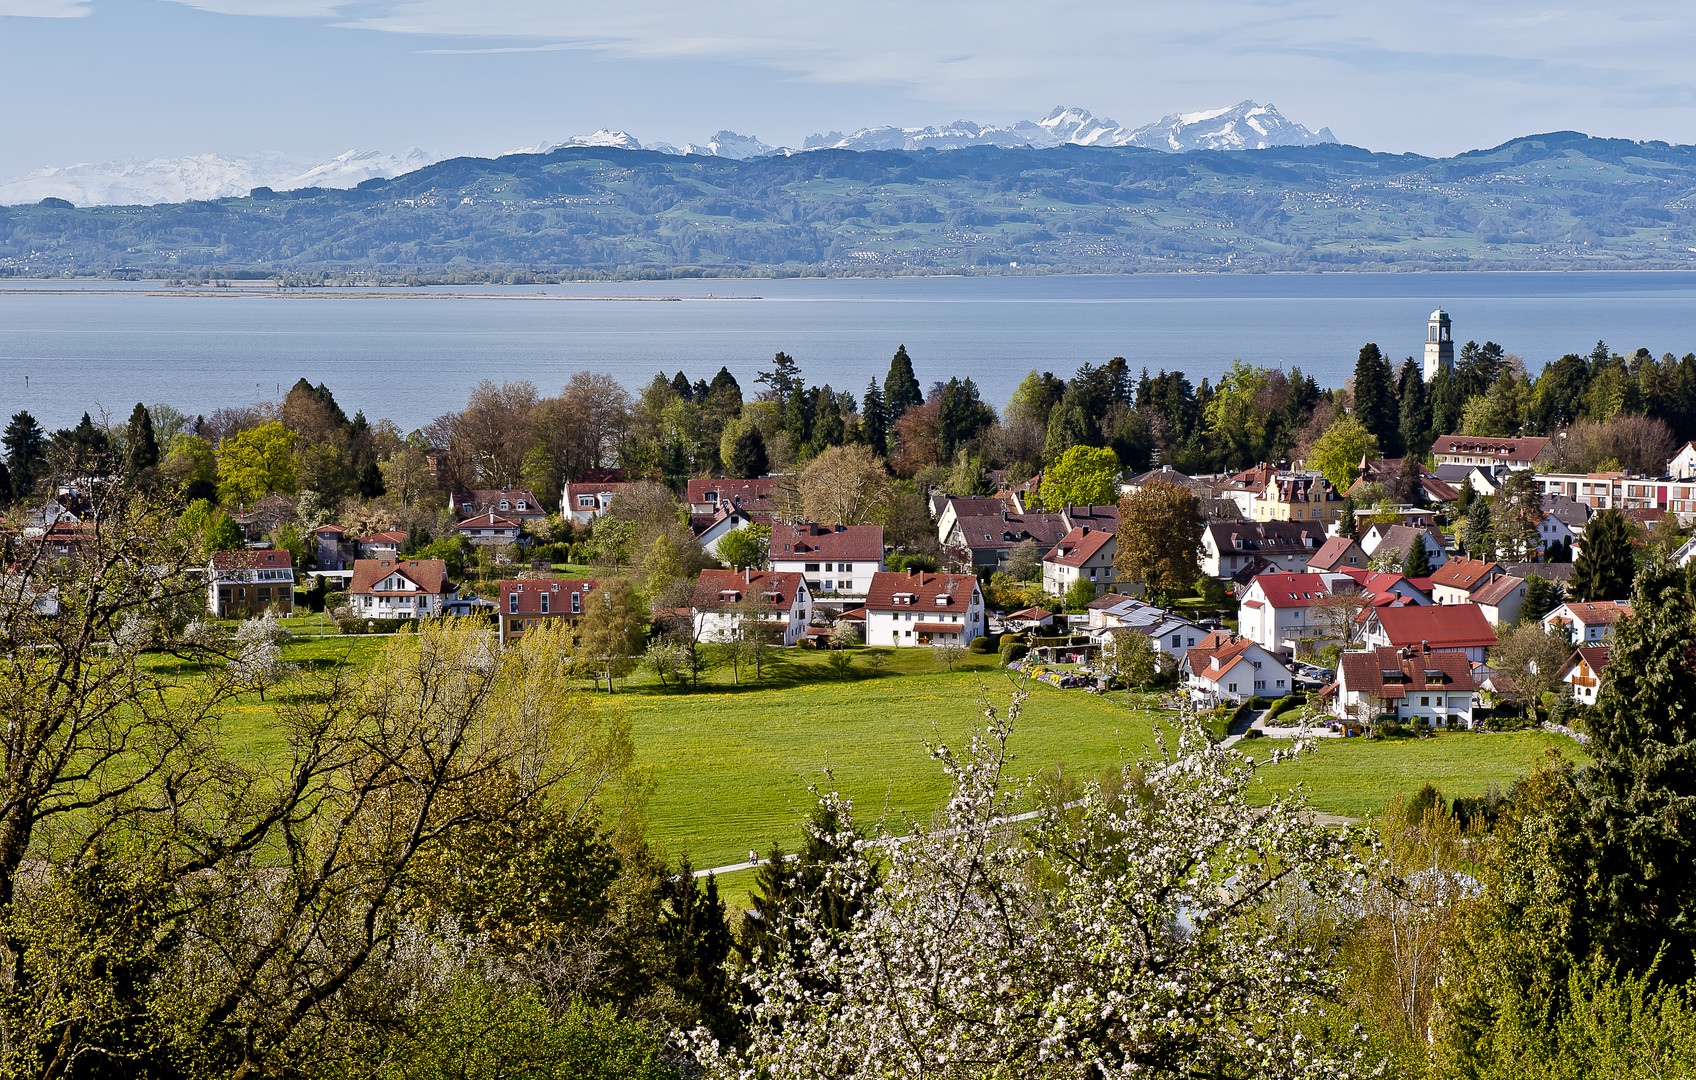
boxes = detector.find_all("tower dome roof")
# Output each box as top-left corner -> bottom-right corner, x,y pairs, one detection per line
1430,307 -> 1450,322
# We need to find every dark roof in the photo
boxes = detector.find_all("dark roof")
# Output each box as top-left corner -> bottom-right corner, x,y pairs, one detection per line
692,568 -> 807,610
454,489 -> 544,516
1371,604 -> 1498,649
1562,646 -> 1611,676
1370,524 -> 1444,562
1307,536 -> 1364,571
211,549 -> 292,572
498,578 -> 596,615
349,557 -> 450,595
771,522 -> 884,562
1205,520 -> 1326,555
1339,645 -> 1472,700
1060,504 -> 1121,530
1471,575 -> 1526,607
687,478 -> 778,510
1541,493 -> 1590,527
954,512 -> 1069,552
457,512 -> 521,531
864,570 -> 979,611
1432,435 -> 1551,463
1500,561 -> 1575,583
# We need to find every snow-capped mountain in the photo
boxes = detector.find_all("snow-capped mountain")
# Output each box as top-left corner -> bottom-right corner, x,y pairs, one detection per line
0,147 -> 438,207
1124,102 -> 1336,152
799,102 -> 1332,154
651,131 -> 775,160
515,130 -> 644,154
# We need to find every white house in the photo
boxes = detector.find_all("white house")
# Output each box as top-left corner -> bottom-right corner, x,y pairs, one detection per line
1041,525 -> 1117,599
1081,596 -> 1204,668
1200,521 -> 1325,578
769,522 -> 885,599
1559,646 -> 1610,707
863,569 -> 985,648
1471,575 -> 1527,627
691,568 -> 813,647
561,480 -> 626,526
1237,572 -> 1338,657
208,549 -> 296,617
1179,631 -> 1293,704
1360,524 -> 1448,569
691,505 -> 768,558
1543,600 -> 1633,643
457,512 -> 523,548
1335,645 -> 1477,728
1538,495 -> 1589,555
1672,441 -> 1696,481
347,557 -> 455,618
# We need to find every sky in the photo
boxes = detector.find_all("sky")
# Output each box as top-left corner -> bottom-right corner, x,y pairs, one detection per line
3,0 -> 1696,177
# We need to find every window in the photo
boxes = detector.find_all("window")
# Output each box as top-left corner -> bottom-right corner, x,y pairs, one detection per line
540,594 -> 549,614
577,496 -> 595,508
571,593 -> 581,614
499,500 -> 509,511
824,581 -> 834,592
517,500 -> 527,511
509,593 -> 519,614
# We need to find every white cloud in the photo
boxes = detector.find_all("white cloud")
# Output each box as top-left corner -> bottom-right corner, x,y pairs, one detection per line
0,0 -> 92,16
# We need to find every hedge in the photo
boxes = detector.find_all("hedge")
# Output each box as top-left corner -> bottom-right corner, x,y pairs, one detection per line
968,636 -> 993,654
335,617 -> 422,635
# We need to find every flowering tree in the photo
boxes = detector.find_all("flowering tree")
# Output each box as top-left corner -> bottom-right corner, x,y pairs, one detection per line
695,689 -> 1373,1079
230,610 -> 294,701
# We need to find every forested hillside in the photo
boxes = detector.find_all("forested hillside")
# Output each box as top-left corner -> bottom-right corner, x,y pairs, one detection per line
5,132 -> 1696,278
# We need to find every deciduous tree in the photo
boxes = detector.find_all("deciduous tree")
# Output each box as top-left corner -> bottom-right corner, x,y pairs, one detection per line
798,444 -> 892,527
1114,479 -> 1203,596
216,421 -> 299,505
1040,444 -> 1118,510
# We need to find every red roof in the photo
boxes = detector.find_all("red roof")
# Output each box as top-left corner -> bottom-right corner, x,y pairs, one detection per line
1044,526 -> 1114,568
1470,575 -> 1525,607
1185,633 -> 1264,682
1432,435 -> 1551,464
1555,601 -> 1634,627
692,568 -> 807,610
1430,557 -> 1499,592
1307,536 -> 1363,571
458,512 -> 521,531
1562,646 -> 1611,676
1247,572 -> 1332,609
915,622 -> 970,634
210,549 -> 292,572
687,477 -> 777,510
360,530 -> 406,545
864,570 -> 979,612
499,578 -> 595,616
1339,645 -> 1472,700
312,524 -> 346,534
771,522 -> 884,562
1006,606 -> 1055,621
1371,604 -> 1498,649
349,557 -> 450,596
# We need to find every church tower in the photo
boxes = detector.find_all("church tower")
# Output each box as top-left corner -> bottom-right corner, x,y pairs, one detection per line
1423,307 -> 1454,381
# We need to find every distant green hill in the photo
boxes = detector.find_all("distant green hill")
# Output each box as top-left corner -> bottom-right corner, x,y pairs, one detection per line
6,132 -> 1696,279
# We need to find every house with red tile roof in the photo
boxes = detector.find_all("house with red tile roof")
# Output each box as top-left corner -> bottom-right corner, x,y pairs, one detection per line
1559,645 -> 1610,707
1041,525 -> 1117,599
347,557 -> 454,618
1362,604 -> 1498,663
770,522 -> 885,598
687,477 -> 778,515
451,488 -> 546,523
1542,600 -> 1633,643
1334,568 -> 1432,609
457,511 -> 523,547
209,549 -> 295,616
1237,572 -> 1337,657
1471,575 -> 1527,626
1306,536 -> 1367,573
357,529 -> 407,558
691,568 -> 813,647
1179,630 -> 1293,704
561,479 -> 627,526
1432,434 -> 1552,470
863,569 -> 985,648
1335,644 -> 1476,728
1430,557 -> 1502,606
497,578 -> 596,645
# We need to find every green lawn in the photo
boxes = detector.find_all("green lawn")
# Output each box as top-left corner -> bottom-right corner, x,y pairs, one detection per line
1244,731 -> 1589,818
162,635 -> 1593,892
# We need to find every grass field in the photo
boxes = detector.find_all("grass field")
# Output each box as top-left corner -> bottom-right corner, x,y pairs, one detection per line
180,634 -> 1592,884
1245,731 -> 1590,818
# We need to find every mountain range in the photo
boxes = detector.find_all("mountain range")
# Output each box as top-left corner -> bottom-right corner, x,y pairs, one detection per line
1,103 -> 1330,207
6,131 -> 1696,278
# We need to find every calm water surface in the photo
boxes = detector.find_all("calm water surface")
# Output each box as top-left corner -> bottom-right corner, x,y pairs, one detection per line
2,272 -> 1694,430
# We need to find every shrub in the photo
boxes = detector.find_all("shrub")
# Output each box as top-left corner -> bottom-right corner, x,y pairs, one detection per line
334,617 -> 423,635
968,635 -> 993,654
999,638 -> 1027,665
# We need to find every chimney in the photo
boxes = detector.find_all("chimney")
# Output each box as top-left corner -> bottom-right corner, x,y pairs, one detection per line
745,566 -> 752,583
835,523 -> 845,532
908,566 -> 917,579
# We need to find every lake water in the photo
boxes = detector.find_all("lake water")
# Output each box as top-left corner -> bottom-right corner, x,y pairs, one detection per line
3,271 -> 1695,431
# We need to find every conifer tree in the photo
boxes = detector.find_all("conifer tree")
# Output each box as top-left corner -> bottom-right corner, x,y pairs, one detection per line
3,411 -> 48,501
884,345 -> 922,419
1464,499 -> 1494,560
725,423 -> 768,479
1579,558 -> 1696,981
1397,358 -> 1431,456
1571,508 -> 1635,602
859,378 -> 888,455
1352,343 -> 1400,456
1402,537 -> 1432,578
125,402 -> 160,479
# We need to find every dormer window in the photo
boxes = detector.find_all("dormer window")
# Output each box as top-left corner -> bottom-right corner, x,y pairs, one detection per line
509,593 -> 519,614
935,595 -> 951,606
499,500 -> 510,511
517,500 -> 527,511
539,594 -> 549,614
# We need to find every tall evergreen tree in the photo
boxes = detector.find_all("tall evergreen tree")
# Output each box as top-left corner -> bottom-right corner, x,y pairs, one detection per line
725,423 -> 768,479
1044,400 -> 1089,466
1402,538 -> 1432,577
1352,343 -> 1399,455
937,377 -> 995,461
1396,358 -> 1431,456
125,402 -> 160,479
784,385 -> 815,451
1338,495 -> 1359,540
884,345 -> 923,419
671,371 -> 692,400
1578,559 -> 1696,981
859,379 -> 888,456
810,384 -> 845,453
757,352 -> 803,405
1571,508 -> 1636,602
1464,499 -> 1494,560
4,411 -> 48,501
708,366 -> 740,397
